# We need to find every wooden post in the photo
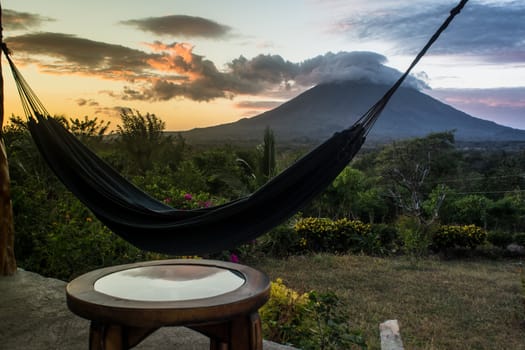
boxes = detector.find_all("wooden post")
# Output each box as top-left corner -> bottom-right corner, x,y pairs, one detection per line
0,1 -> 17,275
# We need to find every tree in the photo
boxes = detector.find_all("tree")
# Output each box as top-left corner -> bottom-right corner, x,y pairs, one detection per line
330,167 -> 367,219
377,131 -> 458,224
67,115 -> 110,147
376,132 -> 458,254
116,109 -> 170,174
260,126 -> 276,182
0,6 -> 17,274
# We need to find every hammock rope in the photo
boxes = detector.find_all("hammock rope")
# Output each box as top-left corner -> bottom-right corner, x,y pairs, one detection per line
1,0 -> 468,255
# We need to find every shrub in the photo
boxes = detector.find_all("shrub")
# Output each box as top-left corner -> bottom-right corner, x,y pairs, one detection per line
371,223 -> 400,254
303,291 -> 367,350
259,278 -> 310,345
14,193 -> 153,280
337,218 -> 377,254
294,217 -> 373,253
259,278 -> 367,349
258,223 -> 301,257
487,230 -> 514,248
432,224 -> 487,251
396,216 -> 434,257
294,217 -> 338,252
513,233 -> 525,246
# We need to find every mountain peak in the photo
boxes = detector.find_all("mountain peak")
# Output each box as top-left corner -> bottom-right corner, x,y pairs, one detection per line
180,80 -> 525,145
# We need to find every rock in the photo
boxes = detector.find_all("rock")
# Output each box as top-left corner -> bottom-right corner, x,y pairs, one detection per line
379,319 -> 404,350
507,243 -> 525,255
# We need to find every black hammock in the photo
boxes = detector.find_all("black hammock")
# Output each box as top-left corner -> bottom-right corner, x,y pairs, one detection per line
2,0 -> 468,255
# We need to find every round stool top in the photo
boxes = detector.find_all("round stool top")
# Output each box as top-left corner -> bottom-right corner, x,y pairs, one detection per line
94,264 -> 245,301
66,259 -> 270,328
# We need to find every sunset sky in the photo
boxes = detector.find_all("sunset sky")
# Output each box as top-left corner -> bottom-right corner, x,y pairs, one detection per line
1,0 -> 524,131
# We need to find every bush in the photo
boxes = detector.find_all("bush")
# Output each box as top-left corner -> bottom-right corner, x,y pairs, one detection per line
432,224 -> 487,251
487,230 -> 514,248
372,223 -> 399,249
337,218 -> 378,255
258,223 -> 301,257
259,278 -> 310,345
14,194 -> 155,280
294,217 -> 373,253
396,216 -> 434,257
259,278 -> 367,349
513,233 -> 525,246
294,217 -> 338,252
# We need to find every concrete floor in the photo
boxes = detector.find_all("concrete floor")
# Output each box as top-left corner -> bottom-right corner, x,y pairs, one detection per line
0,269 -> 297,350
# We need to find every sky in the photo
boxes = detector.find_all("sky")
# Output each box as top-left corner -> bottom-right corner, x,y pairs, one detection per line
1,0 -> 524,131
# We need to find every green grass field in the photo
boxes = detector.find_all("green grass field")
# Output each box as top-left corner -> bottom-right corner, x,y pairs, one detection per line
252,254 -> 525,350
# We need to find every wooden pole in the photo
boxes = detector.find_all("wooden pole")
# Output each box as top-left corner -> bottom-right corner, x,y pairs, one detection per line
0,1 -> 17,275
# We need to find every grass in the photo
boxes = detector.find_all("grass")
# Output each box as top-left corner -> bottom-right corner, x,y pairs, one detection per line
250,254 -> 525,350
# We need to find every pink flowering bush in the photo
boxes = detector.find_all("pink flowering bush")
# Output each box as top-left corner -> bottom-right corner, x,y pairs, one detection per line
162,190 -> 224,210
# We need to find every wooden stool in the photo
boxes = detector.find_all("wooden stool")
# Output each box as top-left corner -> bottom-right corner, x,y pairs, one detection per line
66,259 -> 270,350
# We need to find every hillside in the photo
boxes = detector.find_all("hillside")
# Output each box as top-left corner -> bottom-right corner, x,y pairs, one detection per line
178,81 -> 525,145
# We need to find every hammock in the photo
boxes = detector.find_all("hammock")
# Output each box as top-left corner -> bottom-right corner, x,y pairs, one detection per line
2,0 -> 468,255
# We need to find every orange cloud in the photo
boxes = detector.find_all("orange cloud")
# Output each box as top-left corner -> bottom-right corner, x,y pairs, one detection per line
144,41 -> 200,80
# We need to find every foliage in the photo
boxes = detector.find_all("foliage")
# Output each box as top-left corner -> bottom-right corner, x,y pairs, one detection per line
259,278 -> 310,345
257,221 -> 302,257
303,291 -> 367,350
395,215 -> 435,257
7,112 -> 525,282
260,126 -> 277,183
487,230 -> 514,248
453,195 -> 492,227
488,193 -> 525,232
432,224 -> 487,251
191,147 -> 250,198
255,255 -> 525,350
514,233 -> 525,246
377,131 -> 458,223
370,223 -> 400,254
294,217 -> 377,254
13,187 -> 152,280
116,109 -> 180,174
259,278 -> 366,349
308,167 -> 389,223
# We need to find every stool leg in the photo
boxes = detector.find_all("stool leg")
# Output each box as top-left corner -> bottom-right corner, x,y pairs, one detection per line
88,322 -> 157,349
209,339 -> 228,350
229,312 -> 263,350
89,322 -> 124,350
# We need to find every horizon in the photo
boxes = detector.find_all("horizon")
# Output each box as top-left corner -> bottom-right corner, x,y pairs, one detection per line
1,1 -> 524,131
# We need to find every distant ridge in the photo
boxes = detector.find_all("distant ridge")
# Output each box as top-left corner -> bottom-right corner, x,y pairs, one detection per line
177,81 -> 525,145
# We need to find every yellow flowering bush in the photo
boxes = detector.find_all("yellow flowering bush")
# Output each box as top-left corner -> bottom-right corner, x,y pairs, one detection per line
259,278 -> 310,345
294,217 -> 338,251
259,278 -> 367,349
432,224 -> 487,250
294,217 -> 376,253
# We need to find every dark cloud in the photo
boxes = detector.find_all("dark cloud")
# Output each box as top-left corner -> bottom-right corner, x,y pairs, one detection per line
76,98 -> 99,107
4,32 -> 426,103
120,15 -> 231,38
295,51 -> 428,89
2,9 -> 54,31
229,54 -> 298,84
340,1 -> 525,64
5,32 -> 151,77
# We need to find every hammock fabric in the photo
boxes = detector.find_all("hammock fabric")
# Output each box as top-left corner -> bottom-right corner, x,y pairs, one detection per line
2,0 -> 468,255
